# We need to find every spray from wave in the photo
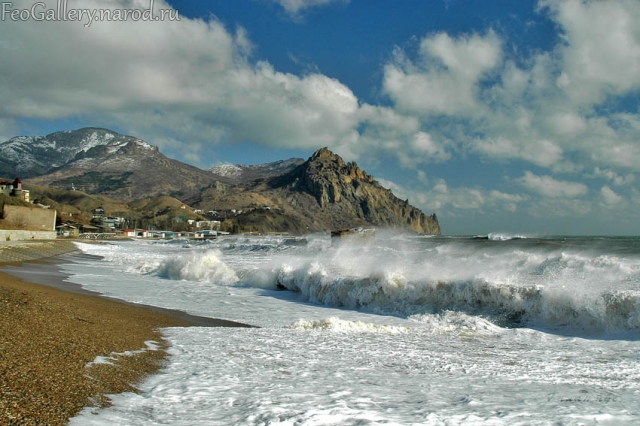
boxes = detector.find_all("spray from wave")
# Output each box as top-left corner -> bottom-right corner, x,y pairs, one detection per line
82,235 -> 640,334
154,249 -> 239,285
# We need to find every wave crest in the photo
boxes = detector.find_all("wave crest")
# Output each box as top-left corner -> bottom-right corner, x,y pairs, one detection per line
154,249 -> 239,285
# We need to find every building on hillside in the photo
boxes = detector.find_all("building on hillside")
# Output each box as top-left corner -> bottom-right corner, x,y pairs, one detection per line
92,207 -> 105,219
0,178 -> 30,202
196,220 -> 221,229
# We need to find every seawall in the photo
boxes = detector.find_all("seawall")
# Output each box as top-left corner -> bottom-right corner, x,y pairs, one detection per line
0,230 -> 57,242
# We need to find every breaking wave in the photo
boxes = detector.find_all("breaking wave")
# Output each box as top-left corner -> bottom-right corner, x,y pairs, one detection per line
82,236 -> 640,335
154,249 -> 239,285
487,232 -> 530,241
270,264 -> 640,333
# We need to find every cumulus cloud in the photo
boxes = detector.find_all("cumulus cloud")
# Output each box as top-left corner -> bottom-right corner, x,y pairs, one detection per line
383,31 -> 502,116
0,0 -> 400,164
589,168 -> 636,186
600,186 -> 623,205
540,0 -> 640,105
474,137 -> 563,168
378,177 -> 526,215
381,0 -> 640,178
517,171 -> 588,198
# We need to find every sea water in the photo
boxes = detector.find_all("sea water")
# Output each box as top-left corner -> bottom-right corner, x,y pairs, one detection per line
66,233 -> 640,425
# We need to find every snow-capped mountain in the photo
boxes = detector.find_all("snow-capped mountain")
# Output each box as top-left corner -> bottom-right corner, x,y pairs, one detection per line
208,158 -> 304,184
1,128 -> 216,200
0,128 -> 151,178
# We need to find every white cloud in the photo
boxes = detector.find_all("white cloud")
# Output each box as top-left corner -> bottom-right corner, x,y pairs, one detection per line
270,0 -> 349,16
474,137 -> 563,167
600,186 -> 623,205
379,0 -> 640,179
590,167 -> 636,186
540,0 -> 640,105
378,177 -> 526,215
517,171 -> 588,198
383,31 -> 502,116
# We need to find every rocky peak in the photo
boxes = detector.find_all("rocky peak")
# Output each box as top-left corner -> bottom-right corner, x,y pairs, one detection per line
310,147 -> 344,163
274,148 -> 441,234
305,148 -> 373,186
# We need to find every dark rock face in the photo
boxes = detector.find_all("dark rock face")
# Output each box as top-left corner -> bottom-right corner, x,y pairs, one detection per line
273,147 -> 441,235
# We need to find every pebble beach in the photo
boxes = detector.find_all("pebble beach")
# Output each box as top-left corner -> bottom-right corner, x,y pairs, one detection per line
0,239 -> 242,425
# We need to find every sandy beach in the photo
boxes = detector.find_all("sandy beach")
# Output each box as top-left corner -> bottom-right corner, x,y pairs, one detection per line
0,239 -> 250,425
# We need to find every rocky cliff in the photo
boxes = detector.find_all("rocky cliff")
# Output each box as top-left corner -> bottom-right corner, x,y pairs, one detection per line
271,148 -> 440,234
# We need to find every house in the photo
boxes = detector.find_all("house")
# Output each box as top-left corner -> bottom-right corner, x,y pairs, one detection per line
56,223 -> 79,237
151,230 -> 178,239
0,178 -> 30,202
98,217 -> 117,229
193,230 -> 219,240
80,224 -> 99,234
121,229 -> 137,237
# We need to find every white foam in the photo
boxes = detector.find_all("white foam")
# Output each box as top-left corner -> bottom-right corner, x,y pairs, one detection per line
288,317 -> 410,334
64,237 -> 640,425
153,249 -> 239,285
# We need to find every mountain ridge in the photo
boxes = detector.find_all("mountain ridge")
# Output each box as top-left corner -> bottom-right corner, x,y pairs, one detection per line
1,128 -> 441,234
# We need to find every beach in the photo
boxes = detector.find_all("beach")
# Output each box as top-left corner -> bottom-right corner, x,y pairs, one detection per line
0,239 -> 248,425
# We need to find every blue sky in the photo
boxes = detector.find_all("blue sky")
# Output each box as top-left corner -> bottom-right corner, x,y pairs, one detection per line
2,0 -> 640,235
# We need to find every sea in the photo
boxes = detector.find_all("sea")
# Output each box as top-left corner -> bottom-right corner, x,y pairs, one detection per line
61,232 -> 640,425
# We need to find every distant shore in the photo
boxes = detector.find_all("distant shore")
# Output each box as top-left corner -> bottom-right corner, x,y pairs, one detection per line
0,239 -> 251,424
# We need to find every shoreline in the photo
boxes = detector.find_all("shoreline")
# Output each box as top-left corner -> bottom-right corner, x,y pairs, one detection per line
0,239 -> 252,424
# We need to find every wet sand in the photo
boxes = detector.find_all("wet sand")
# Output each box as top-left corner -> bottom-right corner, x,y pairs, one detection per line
0,239 -> 252,424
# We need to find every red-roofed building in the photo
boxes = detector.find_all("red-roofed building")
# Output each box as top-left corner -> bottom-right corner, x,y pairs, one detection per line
0,178 -> 29,202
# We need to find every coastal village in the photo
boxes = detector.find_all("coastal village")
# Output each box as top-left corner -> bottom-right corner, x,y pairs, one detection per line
1,177 -> 376,245
0,177 -> 236,242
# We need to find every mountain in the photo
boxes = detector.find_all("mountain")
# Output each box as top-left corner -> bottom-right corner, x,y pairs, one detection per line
269,148 -> 440,234
208,158 -> 304,184
14,128 -> 218,200
197,148 -> 441,234
0,128 -> 141,178
3,128 -> 441,234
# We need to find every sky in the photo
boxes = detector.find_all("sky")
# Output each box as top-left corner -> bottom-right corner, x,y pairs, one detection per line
2,0 -> 640,235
